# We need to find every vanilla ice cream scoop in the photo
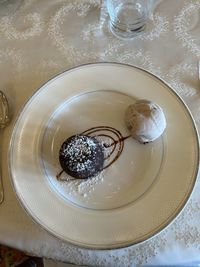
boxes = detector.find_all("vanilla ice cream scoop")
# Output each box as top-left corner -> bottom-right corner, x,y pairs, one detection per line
125,100 -> 166,143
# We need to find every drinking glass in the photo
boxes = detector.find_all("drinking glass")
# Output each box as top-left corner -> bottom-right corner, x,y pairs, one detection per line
106,0 -> 152,39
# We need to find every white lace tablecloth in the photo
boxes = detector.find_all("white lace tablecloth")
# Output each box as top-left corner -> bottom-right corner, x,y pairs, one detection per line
1,0 -> 200,266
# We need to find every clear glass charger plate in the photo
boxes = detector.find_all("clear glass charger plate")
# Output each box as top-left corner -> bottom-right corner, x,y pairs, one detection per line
9,63 -> 199,249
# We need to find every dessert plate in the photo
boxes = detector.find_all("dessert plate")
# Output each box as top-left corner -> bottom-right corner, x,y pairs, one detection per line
9,63 -> 199,249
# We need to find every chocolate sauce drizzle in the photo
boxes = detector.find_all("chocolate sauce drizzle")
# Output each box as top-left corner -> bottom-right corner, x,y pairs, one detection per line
56,126 -> 130,180
81,126 -> 130,170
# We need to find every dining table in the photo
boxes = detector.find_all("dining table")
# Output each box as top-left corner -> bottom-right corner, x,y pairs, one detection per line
1,0 -> 200,266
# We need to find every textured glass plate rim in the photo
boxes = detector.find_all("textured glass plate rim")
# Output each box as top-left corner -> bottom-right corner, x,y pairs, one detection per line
8,62 -> 199,249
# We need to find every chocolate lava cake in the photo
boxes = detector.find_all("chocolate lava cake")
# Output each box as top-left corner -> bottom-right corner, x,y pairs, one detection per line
59,135 -> 104,179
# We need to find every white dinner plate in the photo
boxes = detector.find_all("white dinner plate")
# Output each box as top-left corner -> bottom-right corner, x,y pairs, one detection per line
9,63 -> 199,249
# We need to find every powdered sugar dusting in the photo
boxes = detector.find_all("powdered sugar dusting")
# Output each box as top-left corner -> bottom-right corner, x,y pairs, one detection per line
59,135 -> 105,179
56,134 -> 120,202
55,169 -> 105,202
61,135 -> 97,172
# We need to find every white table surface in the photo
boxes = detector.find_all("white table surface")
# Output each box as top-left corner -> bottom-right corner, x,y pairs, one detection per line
1,0 -> 200,266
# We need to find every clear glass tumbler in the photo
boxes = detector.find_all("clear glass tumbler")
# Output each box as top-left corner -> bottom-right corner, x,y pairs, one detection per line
106,0 -> 151,39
